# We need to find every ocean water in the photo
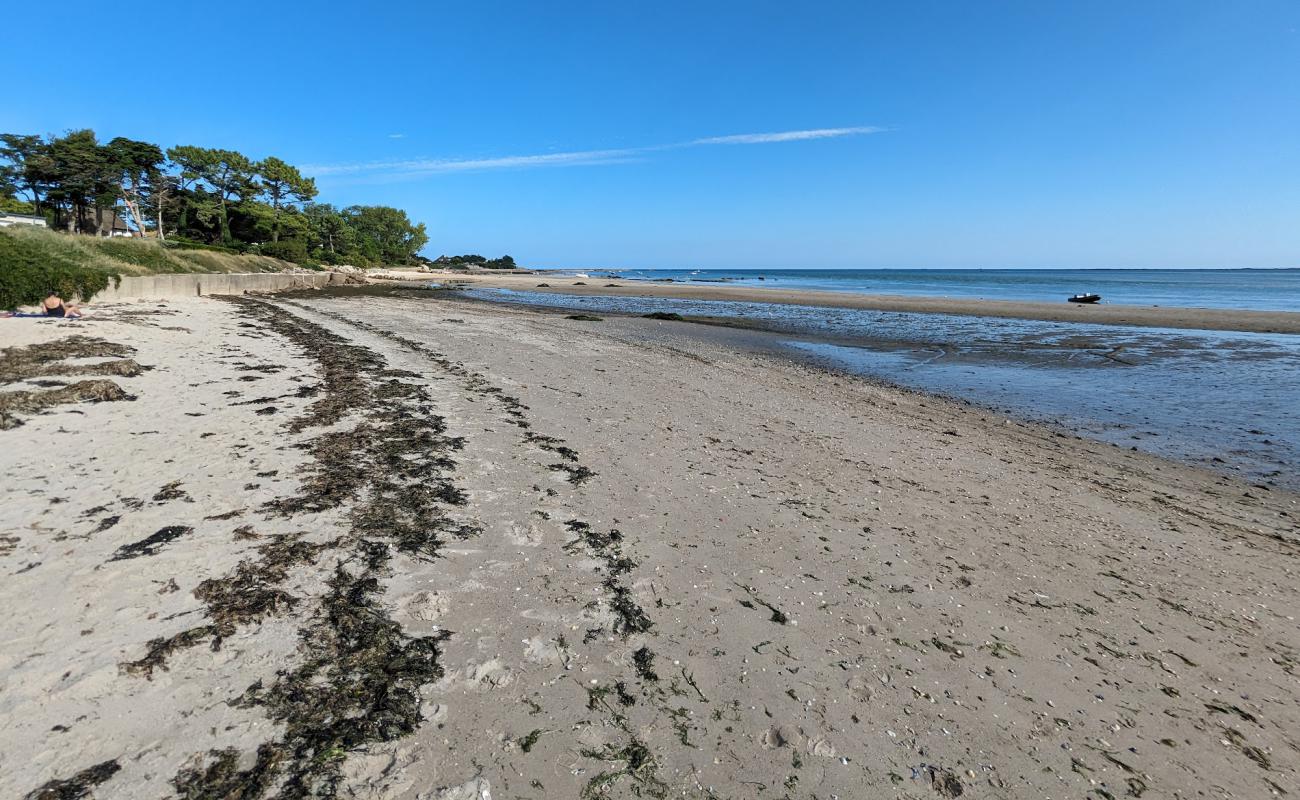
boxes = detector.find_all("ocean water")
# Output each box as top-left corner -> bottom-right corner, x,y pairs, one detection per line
558,268 -> 1300,312
465,287 -> 1300,490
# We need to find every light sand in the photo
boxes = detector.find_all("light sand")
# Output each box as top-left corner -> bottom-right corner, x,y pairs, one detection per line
399,271 -> 1300,335
2,295 -> 1297,799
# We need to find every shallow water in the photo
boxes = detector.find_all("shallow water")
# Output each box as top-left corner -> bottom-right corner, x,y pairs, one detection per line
564,268 -> 1300,311
468,288 -> 1300,490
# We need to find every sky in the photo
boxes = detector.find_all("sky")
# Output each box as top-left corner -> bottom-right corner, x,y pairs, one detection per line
2,1 -> 1298,269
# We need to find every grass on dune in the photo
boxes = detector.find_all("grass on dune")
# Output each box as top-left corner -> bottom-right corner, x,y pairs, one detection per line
0,226 -> 295,277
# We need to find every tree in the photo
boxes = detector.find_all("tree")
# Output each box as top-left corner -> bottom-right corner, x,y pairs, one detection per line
256,157 -> 317,242
304,203 -> 356,258
0,194 -> 36,214
204,150 -> 255,246
0,134 -> 54,213
344,205 -> 428,265
167,146 -> 253,245
165,145 -> 215,235
45,130 -> 111,233
105,137 -> 165,237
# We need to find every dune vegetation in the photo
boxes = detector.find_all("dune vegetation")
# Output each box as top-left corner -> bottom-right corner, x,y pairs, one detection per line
0,226 -> 297,308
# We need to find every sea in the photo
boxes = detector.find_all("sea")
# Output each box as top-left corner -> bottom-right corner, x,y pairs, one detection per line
566,267 -> 1300,311
461,268 -> 1300,490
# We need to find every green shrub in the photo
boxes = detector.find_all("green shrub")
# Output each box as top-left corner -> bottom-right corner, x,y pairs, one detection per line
259,239 -> 309,263
0,232 -> 120,308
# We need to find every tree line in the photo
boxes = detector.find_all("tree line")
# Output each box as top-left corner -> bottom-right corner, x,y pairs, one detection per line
0,130 -> 428,266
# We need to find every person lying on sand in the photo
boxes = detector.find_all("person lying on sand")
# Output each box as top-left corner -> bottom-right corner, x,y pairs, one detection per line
41,291 -> 85,318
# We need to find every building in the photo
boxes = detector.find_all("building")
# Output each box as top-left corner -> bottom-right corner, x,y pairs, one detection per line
76,207 -> 133,237
0,212 -> 48,229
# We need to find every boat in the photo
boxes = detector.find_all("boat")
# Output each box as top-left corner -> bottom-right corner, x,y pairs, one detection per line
1067,293 -> 1101,304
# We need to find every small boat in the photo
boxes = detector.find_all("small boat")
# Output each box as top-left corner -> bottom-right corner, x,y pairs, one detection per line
1067,293 -> 1101,304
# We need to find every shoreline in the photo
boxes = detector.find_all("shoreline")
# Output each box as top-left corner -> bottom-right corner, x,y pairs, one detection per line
3,295 -> 1298,798
386,270 -> 1300,334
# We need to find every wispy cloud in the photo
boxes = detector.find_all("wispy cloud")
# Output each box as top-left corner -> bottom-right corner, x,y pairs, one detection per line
310,148 -> 640,177
307,126 -> 883,180
386,133 -> 406,139
690,126 -> 883,146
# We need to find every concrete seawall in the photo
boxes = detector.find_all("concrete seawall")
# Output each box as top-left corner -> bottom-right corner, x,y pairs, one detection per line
95,272 -> 345,302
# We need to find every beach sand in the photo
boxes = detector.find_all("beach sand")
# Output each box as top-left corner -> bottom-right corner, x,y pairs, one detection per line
401,270 -> 1300,335
2,294 -> 1297,799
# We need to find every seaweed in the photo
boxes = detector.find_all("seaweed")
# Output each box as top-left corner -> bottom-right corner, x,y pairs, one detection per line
566,314 -> 604,322
91,515 -> 120,534
632,646 -> 659,683
0,336 -> 134,383
152,481 -> 191,503
23,759 -> 120,800
642,312 -> 685,322
123,625 -> 220,677
518,729 -> 544,753
734,583 -> 789,625
524,432 -> 579,462
226,562 -> 449,797
153,297 -> 469,796
564,521 -> 652,636
0,380 -> 132,430
108,526 -> 193,561
580,738 -> 666,799
549,462 -> 596,485
172,745 -> 284,799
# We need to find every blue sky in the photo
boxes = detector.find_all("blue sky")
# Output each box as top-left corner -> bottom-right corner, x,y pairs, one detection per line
3,1 -> 1298,268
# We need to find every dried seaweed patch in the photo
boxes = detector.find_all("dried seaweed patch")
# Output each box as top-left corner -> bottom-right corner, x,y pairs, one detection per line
23,759 -> 120,800
0,380 -> 132,429
152,297 -> 472,796
0,335 -> 134,383
109,525 -> 193,561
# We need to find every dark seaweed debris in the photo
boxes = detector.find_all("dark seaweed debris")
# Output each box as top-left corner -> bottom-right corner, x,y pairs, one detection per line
225,561 -> 450,798
642,312 -> 685,322
0,336 -> 134,383
156,296 -> 469,797
108,526 -> 193,561
565,520 -> 651,636
735,583 -> 790,624
580,738 -> 666,799
152,481 -> 191,503
0,336 -> 140,429
0,380 -> 133,430
173,745 -> 284,799
91,515 -> 120,534
123,534 -> 331,678
525,432 -> 579,462
632,646 -> 659,683
23,759 -> 120,800
549,462 -> 596,485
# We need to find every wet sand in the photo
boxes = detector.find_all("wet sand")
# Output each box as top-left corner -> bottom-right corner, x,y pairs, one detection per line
398,270 -> 1300,334
2,295 -> 1298,799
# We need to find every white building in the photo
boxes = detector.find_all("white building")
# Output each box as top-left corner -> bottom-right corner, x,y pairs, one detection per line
0,212 -> 48,229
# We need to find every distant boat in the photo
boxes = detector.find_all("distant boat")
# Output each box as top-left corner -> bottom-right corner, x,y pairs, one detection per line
1068,293 -> 1101,304
573,272 -> 589,278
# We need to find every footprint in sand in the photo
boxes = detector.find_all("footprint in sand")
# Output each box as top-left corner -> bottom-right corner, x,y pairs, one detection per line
402,591 -> 449,621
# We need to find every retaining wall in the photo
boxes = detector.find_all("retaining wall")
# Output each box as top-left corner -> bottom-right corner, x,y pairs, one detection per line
94,272 -> 342,302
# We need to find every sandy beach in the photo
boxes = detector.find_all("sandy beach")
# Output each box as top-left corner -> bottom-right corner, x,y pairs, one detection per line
397,271 -> 1300,335
2,292 -> 1298,799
